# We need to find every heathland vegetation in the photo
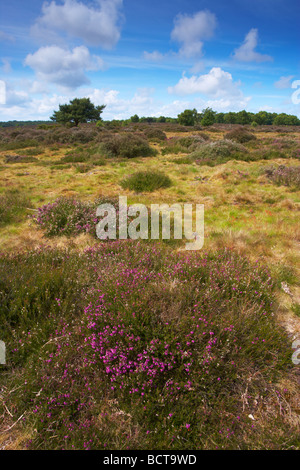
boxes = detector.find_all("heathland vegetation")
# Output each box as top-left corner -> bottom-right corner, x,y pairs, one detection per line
0,108 -> 299,450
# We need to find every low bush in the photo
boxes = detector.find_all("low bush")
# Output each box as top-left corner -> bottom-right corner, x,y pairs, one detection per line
121,170 -> 172,192
191,139 -> 248,166
4,154 -> 38,164
265,165 -> 300,189
224,127 -> 257,144
32,197 -> 100,237
143,127 -> 167,141
161,135 -> 207,155
99,133 -> 158,158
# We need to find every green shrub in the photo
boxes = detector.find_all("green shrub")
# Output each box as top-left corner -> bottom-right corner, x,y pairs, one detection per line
4,154 -> 38,164
99,133 -> 157,158
224,127 -> 257,143
121,170 -> 172,192
191,139 -> 248,166
60,152 -> 89,163
161,135 -> 207,155
143,127 -> 167,141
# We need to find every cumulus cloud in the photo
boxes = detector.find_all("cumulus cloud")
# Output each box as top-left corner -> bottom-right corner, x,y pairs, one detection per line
168,67 -> 250,109
24,45 -> 105,88
274,75 -> 294,89
32,0 -> 123,48
233,28 -> 272,63
0,81 -> 30,106
86,87 -> 156,119
171,10 -> 217,58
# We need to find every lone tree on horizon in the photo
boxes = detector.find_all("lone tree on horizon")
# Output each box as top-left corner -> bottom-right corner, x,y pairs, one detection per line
50,97 -> 106,126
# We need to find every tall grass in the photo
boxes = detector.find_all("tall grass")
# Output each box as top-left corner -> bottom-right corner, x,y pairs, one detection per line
0,189 -> 32,225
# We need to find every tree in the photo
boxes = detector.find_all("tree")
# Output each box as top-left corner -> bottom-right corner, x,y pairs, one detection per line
236,110 -> 251,125
177,109 -> 198,126
200,107 -> 216,126
51,98 -> 106,126
130,114 -> 139,123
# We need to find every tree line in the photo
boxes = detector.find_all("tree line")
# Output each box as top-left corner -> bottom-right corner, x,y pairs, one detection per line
1,98 -> 299,127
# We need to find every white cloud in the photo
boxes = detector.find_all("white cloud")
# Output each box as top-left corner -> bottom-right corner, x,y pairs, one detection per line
0,81 -> 6,105
1,59 -> 12,74
274,75 -> 294,89
233,29 -> 272,63
86,87 -> 156,119
0,82 -> 29,106
32,0 -> 123,48
0,30 -> 15,42
24,45 -> 105,89
171,10 -> 217,58
168,67 -> 250,109
143,51 -> 165,62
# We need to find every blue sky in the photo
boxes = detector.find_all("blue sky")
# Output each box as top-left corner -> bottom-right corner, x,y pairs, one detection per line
0,0 -> 299,120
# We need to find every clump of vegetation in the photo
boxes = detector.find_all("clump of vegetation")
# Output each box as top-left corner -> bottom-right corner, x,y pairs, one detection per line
0,189 -> 32,225
265,165 -> 300,189
161,135 -> 207,155
191,139 -> 249,166
32,197 -> 100,237
224,127 -> 257,144
1,243 -> 297,450
99,133 -> 157,158
4,154 -> 38,164
142,127 -> 167,141
121,170 -> 172,192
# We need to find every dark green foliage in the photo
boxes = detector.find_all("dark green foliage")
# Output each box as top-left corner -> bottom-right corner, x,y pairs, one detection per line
99,133 -> 157,158
200,107 -> 216,127
121,170 -> 172,192
51,98 -> 106,127
177,109 -> 199,126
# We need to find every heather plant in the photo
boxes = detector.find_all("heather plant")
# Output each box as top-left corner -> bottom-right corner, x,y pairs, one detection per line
265,165 -> 300,189
142,127 -> 167,142
161,135 -> 207,155
32,197 -> 100,237
224,128 -> 257,144
121,170 -> 172,192
190,139 -> 249,166
1,243 -> 297,450
98,133 -> 158,158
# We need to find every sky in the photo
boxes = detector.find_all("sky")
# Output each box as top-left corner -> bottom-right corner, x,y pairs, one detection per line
0,0 -> 299,121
